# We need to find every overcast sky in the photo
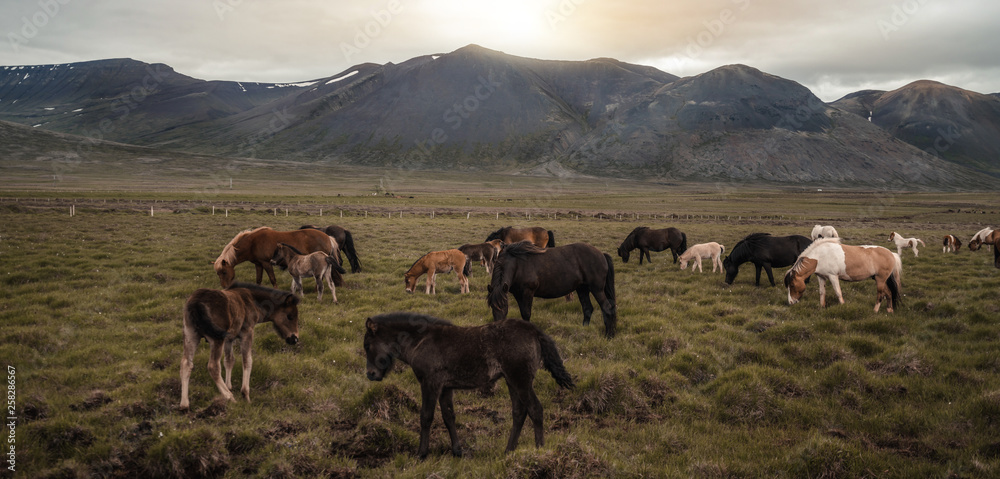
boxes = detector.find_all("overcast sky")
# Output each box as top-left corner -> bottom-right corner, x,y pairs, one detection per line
2,0 -> 998,101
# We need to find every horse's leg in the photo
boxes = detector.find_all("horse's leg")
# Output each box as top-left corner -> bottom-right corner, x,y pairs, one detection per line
874,276 -> 887,313
763,264 -> 776,287
239,331 -> 254,402
254,262 -> 264,285
207,339 -> 235,402
695,256 -> 703,273
264,263 -> 278,287
527,386 -> 544,448
223,337 -> 236,389
504,379 -> 530,452
457,268 -> 469,294
515,291 -> 534,322
671,248 -> 678,264
426,272 -> 435,295
439,389 -> 462,457
292,276 -> 303,298
179,326 -> 198,410
817,276 -> 827,307
828,276 -> 845,305
754,264 -> 763,286
576,286 -> 594,326
639,248 -> 647,265
417,383 -> 443,459
325,271 -> 337,303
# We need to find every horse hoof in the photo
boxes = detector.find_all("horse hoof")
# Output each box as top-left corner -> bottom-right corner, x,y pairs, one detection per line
452,449 -> 463,458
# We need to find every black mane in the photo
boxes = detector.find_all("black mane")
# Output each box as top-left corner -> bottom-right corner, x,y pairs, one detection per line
729,233 -> 772,262
486,226 -> 511,242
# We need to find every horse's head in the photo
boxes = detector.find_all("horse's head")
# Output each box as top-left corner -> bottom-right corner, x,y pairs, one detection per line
485,227 -> 506,243
271,244 -> 292,269
617,244 -> 631,263
969,238 -> 982,251
887,232 -> 897,242
215,259 -> 236,288
363,318 -> 396,381
403,273 -> 418,293
267,291 -> 301,345
722,256 -> 738,285
784,269 -> 807,305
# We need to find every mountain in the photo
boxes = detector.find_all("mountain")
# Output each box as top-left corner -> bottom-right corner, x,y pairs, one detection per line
1,46 -> 997,189
831,81 -> 1000,175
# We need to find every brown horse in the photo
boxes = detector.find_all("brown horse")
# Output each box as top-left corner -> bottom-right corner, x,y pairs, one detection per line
458,239 -> 503,275
179,282 -> 300,410
970,229 -> 1000,252
404,249 -> 471,294
271,243 -> 346,302
299,225 -> 362,273
617,226 -> 687,264
213,227 -> 341,288
488,241 -> 617,338
364,312 -> 574,458
784,238 -> 902,313
486,226 -> 555,249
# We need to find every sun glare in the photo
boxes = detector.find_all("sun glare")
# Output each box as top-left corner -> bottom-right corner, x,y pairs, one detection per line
429,0 -> 549,44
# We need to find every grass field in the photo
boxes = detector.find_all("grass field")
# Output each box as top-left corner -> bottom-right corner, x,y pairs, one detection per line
2,178 -> 999,478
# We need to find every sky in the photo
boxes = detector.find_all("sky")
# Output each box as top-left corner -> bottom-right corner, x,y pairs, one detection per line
2,0 -> 998,102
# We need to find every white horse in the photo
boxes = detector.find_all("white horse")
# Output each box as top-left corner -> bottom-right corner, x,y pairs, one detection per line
810,225 -> 839,240
888,232 -> 925,257
678,242 -> 725,273
970,227 -> 995,251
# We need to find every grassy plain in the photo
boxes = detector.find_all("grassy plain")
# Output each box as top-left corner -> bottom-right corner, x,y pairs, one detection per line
2,174 -> 999,478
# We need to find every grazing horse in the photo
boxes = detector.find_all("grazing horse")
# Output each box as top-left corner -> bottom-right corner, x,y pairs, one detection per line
404,249 -> 471,294
995,241 -> 1000,269
888,232 -> 925,257
679,242 -> 726,273
810,225 -> 839,240
364,312 -> 574,458
723,233 -> 812,286
488,242 -> 617,338
213,227 -> 340,288
179,283 -> 300,410
299,225 -> 362,273
942,235 -> 962,254
271,243 -> 346,302
458,240 -> 503,275
486,226 -> 555,249
969,228 -> 998,251
617,226 -> 687,264
784,238 -> 902,313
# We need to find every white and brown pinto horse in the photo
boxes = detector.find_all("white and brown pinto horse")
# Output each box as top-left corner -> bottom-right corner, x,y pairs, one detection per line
942,235 -> 962,254
969,227 -> 997,252
888,232 -> 925,257
785,238 -> 902,313
678,242 -> 725,273
810,225 -> 839,241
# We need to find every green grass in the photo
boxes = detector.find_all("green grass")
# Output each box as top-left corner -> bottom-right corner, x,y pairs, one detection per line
1,184 -> 999,478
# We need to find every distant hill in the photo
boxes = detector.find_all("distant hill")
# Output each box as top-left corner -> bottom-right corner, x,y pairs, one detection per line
1,46 -> 997,189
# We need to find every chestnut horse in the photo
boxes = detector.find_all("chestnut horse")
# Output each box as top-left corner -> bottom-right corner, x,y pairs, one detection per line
458,239 -> 503,275
784,238 -> 902,313
213,227 -> 340,288
179,282 -> 300,410
364,312 -> 574,458
404,249 -> 471,294
617,226 -> 687,264
488,241 -> 617,338
299,225 -> 362,273
942,235 -> 961,254
486,226 -> 555,249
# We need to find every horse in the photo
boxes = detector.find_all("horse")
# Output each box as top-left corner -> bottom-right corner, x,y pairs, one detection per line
810,225 -> 839,240
784,238 -> 902,313
678,242 -> 726,273
404,249 -> 471,294
995,241 -> 1000,268
616,226 -> 687,264
458,239 -> 503,275
723,233 -> 812,286
488,241 -> 617,338
888,232 -> 925,257
179,282 -> 300,410
299,225 -> 362,273
486,226 -> 555,249
271,243 -> 346,302
969,227 -> 998,251
942,235 -> 962,254
363,312 -> 574,458
213,227 -> 341,288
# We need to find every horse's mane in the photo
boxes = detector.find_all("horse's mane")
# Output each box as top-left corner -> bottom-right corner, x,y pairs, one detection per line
621,226 -> 650,249
227,281 -> 290,297
278,242 -> 305,255
501,241 -> 546,257
798,237 -> 841,258
215,227 -> 271,267
486,226 -> 511,241
728,233 -> 770,261
406,252 -> 432,274
369,312 -> 453,328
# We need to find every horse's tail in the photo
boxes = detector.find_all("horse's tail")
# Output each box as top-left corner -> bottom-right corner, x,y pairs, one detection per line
538,332 -> 574,389
186,301 -> 227,341
720,244 -> 726,256
546,230 -> 555,248
326,254 -> 345,287
462,255 -> 472,278
917,238 -> 926,247
603,253 -> 618,338
679,232 -> 688,254
341,230 -> 362,273
887,256 -> 902,310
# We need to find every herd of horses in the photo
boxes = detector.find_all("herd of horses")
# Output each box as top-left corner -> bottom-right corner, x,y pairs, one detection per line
185,221 -> 999,457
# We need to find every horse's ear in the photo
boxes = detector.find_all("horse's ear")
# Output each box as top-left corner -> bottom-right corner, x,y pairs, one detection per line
365,318 -> 377,333
502,283 -> 509,294
284,294 -> 299,307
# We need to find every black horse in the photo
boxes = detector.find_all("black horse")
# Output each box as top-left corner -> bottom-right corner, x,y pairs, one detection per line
488,241 -> 617,338
723,233 -> 812,286
617,226 -> 687,264
363,312 -> 574,458
299,225 -> 362,273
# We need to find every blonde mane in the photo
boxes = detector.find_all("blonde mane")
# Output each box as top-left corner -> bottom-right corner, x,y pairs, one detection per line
787,237 -> 841,277
214,227 -> 272,267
